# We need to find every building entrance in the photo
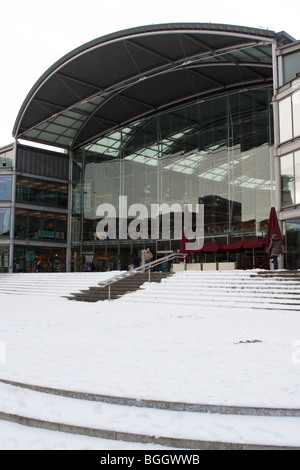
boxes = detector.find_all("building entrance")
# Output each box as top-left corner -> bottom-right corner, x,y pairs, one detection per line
13,246 -> 66,273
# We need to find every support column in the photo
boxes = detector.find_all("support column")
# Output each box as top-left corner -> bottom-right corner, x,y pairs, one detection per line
66,149 -> 73,272
8,141 -> 17,273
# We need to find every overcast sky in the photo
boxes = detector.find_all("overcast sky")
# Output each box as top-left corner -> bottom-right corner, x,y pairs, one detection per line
0,0 -> 299,149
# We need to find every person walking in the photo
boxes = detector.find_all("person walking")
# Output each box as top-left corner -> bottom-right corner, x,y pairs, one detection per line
266,233 -> 283,270
143,248 -> 153,271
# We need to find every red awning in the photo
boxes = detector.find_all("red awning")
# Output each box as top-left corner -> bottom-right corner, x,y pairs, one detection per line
241,239 -> 266,249
201,241 -> 223,252
223,239 -> 266,251
223,240 -> 243,251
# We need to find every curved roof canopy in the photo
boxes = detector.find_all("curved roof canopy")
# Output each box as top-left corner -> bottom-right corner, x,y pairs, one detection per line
13,23 -> 294,150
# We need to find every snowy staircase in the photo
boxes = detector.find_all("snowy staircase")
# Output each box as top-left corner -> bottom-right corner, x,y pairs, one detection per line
0,272 -> 119,297
0,270 -> 300,311
120,270 -> 300,311
66,272 -> 173,302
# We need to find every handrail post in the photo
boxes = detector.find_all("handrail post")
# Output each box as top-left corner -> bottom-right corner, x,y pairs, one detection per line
148,267 -> 151,283
108,284 -> 111,301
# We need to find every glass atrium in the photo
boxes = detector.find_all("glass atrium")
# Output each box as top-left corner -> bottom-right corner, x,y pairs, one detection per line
72,85 -> 275,271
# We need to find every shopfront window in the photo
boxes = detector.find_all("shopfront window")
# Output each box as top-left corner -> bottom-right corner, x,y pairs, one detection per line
0,175 -> 12,201
13,246 -> 66,273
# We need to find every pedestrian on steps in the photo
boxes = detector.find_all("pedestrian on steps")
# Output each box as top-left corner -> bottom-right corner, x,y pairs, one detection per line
266,233 -> 283,270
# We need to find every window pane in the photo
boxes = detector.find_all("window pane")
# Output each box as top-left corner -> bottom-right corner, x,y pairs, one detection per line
43,181 -> 57,206
279,97 -> 293,142
28,179 -> 43,204
292,90 -> 300,138
56,214 -> 67,240
295,151 -> 300,205
28,210 -> 42,239
283,51 -> 300,84
0,176 -> 12,200
15,209 -> 28,239
42,212 -> 55,238
281,153 -> 294,206
57,183 -> 68,207
0,208 -> 10,236
16,177 -> 29,202
0,149 -> 14,167
0,246 -> 9,272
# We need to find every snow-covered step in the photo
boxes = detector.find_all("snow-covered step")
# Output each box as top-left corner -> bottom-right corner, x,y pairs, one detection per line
0,381 -> 300,449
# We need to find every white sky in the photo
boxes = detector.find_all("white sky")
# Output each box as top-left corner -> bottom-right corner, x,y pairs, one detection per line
0,0 -> 299,149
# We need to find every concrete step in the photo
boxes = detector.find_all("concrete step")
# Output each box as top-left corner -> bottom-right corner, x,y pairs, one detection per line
67,272 -> 174,302
1,379 -> 300,450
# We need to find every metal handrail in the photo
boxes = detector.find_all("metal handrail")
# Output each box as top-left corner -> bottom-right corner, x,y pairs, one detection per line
98,252 -> 188,300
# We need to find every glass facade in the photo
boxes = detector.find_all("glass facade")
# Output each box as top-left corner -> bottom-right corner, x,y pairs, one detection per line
72,86 -> 274,270
16,176 -> 68,207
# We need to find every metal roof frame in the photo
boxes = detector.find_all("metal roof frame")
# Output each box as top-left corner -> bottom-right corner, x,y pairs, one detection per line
13,23 -> 294,150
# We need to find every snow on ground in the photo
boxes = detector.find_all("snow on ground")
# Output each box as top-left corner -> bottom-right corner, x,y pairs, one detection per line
0,271 -> 300,449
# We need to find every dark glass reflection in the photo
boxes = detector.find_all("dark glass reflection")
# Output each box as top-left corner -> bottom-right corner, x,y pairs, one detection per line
72,86 -> 274,270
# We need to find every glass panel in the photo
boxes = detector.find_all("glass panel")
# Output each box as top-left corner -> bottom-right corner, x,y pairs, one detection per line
57,183 -> 68,207
28,210 -> 42,239
43,181 -> 57,205
0,175 -> 12,200
0,149 -> 14,167
42,212 -> 56,239
281,153 -> 295,206
15,209 -> 28,239
0,246 -> 9,272
283,51 -> 300,84
279,97 -> 293,143
16,176 -> 68,207
0,208 -> 10,236
292,90 -> 300,138
28,179 -> 43,204
295,151 -> 300,205
16,176 -> 29,202
286,219 -> 300,270
55,213 -> 67,240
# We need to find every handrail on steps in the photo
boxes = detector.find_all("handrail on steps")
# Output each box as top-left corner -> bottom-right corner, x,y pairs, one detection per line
98,252 -> 188,301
